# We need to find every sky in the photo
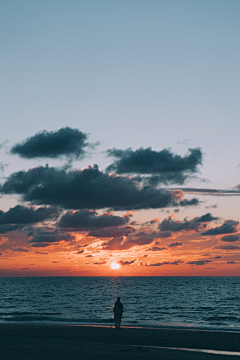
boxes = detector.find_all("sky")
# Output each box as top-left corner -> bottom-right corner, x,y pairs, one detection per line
0,0 -> 240,276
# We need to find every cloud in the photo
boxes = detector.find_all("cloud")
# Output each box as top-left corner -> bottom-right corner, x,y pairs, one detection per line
29,229 -> 75,245
193,213 -> 219,222
227,261 -> 236,264
11,248 -> 29,252
101,229 -> 173,251
76,250 -> 84,254
214,256 -> 222,259
159,216 -> 204,232
144,259 -> 183,266
173,188 -> 240,196
58,210 -> 129,230
88,226 -> 135,238
147,246 -> 166,251
201,220 -> 239,236
214,244 -> 240,250
187,260 -> 212,266
118,259 -> 137,266
0,165 -> 198,210
93,261 -> 107,265
221,234 -> 240,242
106,147 -> 202,185
10,127 -> 91,160
169,241 -> 183,247
0,205 -> 59,225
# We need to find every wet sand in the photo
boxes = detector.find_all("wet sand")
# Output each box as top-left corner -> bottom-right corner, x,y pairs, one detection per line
0,324 -> 240,360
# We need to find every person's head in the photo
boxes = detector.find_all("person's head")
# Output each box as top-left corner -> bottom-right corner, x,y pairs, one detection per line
117,297 -> 120,302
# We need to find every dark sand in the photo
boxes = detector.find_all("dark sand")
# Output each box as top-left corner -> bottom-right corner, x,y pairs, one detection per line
0,324 -> 240,360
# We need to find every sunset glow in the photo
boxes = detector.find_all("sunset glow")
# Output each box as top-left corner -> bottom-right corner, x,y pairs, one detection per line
111,262 -> 120,270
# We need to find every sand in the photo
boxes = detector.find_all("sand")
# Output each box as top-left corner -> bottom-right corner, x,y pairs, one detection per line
0,324 -> 240,360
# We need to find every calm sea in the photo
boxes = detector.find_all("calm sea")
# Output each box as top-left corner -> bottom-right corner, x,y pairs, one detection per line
0,277 -> 240,331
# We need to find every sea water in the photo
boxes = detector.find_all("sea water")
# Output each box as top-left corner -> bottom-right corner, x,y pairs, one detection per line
0,277 -> 240,331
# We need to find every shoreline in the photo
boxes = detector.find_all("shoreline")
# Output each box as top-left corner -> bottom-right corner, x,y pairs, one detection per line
1,320 -> 240,333
1,323 -> 240,360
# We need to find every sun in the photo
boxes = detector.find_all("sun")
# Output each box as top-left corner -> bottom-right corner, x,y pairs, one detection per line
111,262 -> 120,270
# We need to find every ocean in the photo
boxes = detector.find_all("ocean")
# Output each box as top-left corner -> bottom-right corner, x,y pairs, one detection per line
0,277 -> 240,331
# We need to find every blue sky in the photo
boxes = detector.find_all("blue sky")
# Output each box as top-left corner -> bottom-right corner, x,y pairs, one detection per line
1,0 -> 240,216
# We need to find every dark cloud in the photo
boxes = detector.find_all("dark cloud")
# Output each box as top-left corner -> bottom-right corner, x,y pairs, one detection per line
178,198 -> 199,207
193,213 -> 219,222
187,260 -> 212,266
227,261 -> 236,264
93,261 -> 107,265
214,244 -> 240,250
0,224 -> 23,234
76,250 -> 84,254
0,205 -> 59,225
159,217 -> 204,232
118,259 -> 137,266
214,256 -> 222,259
147,246 -> 166,251
102,229 -> 172,251
58,210 -> 129,230
221,234 -> 240,242
10,127 -> 91,160
29,230 -> 75,245
106,147 -> 202,185
0,165 -> 198,210
201,220 -> 239,236
171,260 -> 184,265
11,248 -> 29,252
21,268 -> 28,270
174,188 -> 240,196
144,259 -> 183,266
169,241 -> 183,247
88,226 -> 135,238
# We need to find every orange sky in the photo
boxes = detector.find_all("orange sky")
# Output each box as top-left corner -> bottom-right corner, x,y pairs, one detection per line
1,210 -> 239,276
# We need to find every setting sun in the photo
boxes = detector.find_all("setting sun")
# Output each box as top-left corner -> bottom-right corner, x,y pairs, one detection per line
111,262 -> 120,270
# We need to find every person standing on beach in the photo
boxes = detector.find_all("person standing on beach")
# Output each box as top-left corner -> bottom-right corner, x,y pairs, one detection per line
114,297 -> 123,329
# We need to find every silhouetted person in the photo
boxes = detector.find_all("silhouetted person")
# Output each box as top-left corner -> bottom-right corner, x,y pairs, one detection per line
114,297 -> 123,329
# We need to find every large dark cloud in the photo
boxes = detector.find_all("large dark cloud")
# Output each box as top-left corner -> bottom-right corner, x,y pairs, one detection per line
201,220 -> 239,236
106,147 -> 203,185
0,205 -> 59,225
58,210 -> 129,230
0,165 -> 199,210
10,127 -> 91,159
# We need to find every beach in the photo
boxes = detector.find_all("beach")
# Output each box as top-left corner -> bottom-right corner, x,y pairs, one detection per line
0,324 -> 240,360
